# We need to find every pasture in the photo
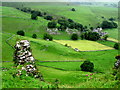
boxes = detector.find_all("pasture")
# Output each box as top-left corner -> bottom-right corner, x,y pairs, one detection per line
54,40 -> 114,51
25,3 -> 118,27
104,29 -> 118,40
1,2 -> 120,88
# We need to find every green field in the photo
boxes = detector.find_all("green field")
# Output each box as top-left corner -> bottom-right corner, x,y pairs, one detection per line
24,2 -> 118,27
1,2 -> 120,88
104,29 -> 118,40
54,40 -> 114,51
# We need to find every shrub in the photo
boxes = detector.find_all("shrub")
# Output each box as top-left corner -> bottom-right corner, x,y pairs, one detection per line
75,23 -> 83,31
17,30 -> 25,36
47,22 -> 57,28
109,17 -> 115,21
71,8 -> 76,11
90,27 -> 93,31
31,13 -> 38,20
69,23 -> 75,29
68,19 -> 74,23
80,60 -> 94,72
114,43 -> 119,50
32,34 -> 37,38
44,16 -> 53,20
43,33 -> 53,41
58,25 -> 67,31
58,19 -> 69,26
103,35 -> 108,40
71,33 -> 78,40
101,21 -> 118,29
81,32 -> 100,41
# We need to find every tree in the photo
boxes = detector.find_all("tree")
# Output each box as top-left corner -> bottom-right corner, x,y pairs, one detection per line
44,15 -> 53,20
75,23 -> 83,31
71,8 -> 76,11
31,13 -> 38,20
109,17 -> 115,21
37,11 -> 42,17
103,35 -> 108,40
80,60 -> 94,72
69,23 -> 75,29
101,21 -> 118,29
112,22 -> 118,28
47,22 -> 57,28
81,32 -> 100,41
71,33 -> 78,40
58,19 -> 69,27
68,19 -> 74,23
59,25 -> 67,31
17,30 -> 25,36
32,34 -> 37,38
43,33 -> 53,41
114,43 -> 119,50
90,27 -> 93,31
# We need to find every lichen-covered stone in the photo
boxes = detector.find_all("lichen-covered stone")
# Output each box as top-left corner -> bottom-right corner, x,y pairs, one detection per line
115,55 -> 120,69
14,40 -> 44,81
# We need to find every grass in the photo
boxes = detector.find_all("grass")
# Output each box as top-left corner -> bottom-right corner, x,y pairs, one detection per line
2,6 -> 71,40
107,38 -> 118,43
1,3 -> 120,88
54,40 -> 114,51
37,61 -> 83,71
37,50 -> 118,73
2,31 -> 119,88
2,62 -> 53,88
38,66 -> 117,88
97,40 -> 116,47
2,32 -> 118,73
2,32 -> 85,61
25,3 -> 118,27
2,7 -> 49,38
104,28 -> 118,40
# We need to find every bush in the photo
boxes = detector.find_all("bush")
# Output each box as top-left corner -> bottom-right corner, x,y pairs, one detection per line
43,33 -> 53,41
58,19 -> 69,26
114,43 -> 119,50
90,27 -> 93,31
47,22 -> 57,28
103,35 -> 108,40
31,13 -> 38,20
32,34 -> 37,38
71,8 -> 76,11
58,25 -> 67,31
80,60 -> 94,72
71,33 -> 78,40
17,30 -> 25,36
109,17 -> 115,21
101,21 -> 118,29
68,19 -> 74,23
81,32 -> 100,41
44,16 -> 53,20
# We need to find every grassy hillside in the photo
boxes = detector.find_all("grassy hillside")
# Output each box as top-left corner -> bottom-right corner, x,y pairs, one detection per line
2,32 -> 119,88
25,3 -> 118,27
2,3 -> 119,88
104,28 -> 118,40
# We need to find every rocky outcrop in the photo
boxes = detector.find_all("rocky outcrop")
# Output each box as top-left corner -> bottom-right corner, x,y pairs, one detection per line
14,40 -> 44,80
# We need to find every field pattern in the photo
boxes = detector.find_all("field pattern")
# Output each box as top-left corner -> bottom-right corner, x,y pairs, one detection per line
54,40 -> 114,51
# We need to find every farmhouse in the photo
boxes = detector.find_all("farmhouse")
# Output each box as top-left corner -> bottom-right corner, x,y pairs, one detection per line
93,28 -> 108,36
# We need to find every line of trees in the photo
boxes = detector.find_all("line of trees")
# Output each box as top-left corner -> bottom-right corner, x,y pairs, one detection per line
80,31 -> 100,41
16,7 -> 53,21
